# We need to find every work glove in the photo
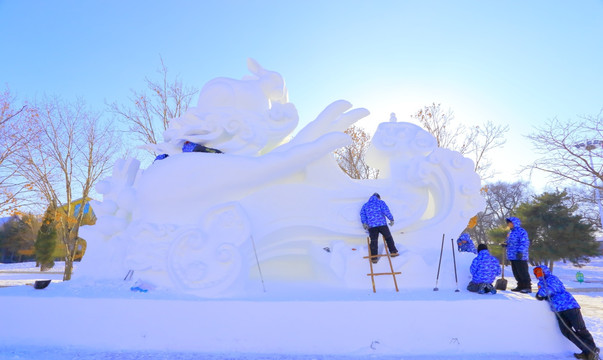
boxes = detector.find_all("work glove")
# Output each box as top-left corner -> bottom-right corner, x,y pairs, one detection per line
363,224 -> 368,230
535,294 -> 547,301
500,243 -> 507,248
389,220 -> 394,226
516,252 -> 523,260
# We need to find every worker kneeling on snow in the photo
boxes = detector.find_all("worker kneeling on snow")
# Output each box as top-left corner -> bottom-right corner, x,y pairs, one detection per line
457,232 -> 477,254
533,265 -> 600,360
466,244 -> 500,294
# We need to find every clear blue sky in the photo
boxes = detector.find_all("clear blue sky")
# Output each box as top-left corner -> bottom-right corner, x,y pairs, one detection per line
1,0 -> 602,191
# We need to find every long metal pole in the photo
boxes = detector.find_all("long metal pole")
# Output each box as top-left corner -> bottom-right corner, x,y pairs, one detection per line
450,238 -> 460,293
433,233 -> 445,291
587,149 -> 603,229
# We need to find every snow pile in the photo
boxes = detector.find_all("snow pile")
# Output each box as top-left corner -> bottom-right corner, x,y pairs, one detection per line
2,259 -> 601,358
0,290 -> 576,357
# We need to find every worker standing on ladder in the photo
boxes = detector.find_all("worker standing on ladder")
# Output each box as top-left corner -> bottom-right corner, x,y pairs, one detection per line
360,193 -> 399,263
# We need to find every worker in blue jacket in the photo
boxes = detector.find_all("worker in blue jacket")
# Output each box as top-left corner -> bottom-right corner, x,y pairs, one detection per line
360,193 -> 398,264
504,217 -> 532,293
466,244 -> 500,294
534,265 -> 599,360
457,233 -> 477,254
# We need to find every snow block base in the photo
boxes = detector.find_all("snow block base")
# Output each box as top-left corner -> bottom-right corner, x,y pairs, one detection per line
2,291 -> 576,357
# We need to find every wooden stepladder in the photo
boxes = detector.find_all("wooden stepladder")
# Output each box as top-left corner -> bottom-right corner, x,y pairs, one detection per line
364,236 -> 401,293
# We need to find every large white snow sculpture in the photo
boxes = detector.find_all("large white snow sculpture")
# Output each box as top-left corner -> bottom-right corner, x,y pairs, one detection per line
149,58 -> 298,156
79,59 -> 486,297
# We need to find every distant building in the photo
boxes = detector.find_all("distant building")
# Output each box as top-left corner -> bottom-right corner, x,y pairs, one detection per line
58,197 -> 95,220
4,199 -> 96,263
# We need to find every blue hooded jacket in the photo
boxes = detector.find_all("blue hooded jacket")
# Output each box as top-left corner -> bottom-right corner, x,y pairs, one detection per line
360,194 -> 394,228
182,141 -> 197,152
457,233 -> 477,254
506,217 -> 530,261
470,248 -> 501,284
535,265 -> 580,312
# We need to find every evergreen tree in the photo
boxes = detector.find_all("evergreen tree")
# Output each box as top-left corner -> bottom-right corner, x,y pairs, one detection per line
485,226 -> 509,263
35,202 -> 57,271
0,215 -> 37,262
515,190 -> 599,272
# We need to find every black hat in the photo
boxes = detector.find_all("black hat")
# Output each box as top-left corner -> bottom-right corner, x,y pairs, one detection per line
373,193 -> 380,199
477,244 -> 488,252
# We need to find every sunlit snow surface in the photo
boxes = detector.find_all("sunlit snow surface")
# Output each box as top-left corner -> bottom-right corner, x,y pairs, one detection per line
1,259 -> 601,359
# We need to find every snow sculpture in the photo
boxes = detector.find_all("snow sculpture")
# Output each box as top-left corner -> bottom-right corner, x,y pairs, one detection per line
79,59 -> 485,297
149,58 -> 298,156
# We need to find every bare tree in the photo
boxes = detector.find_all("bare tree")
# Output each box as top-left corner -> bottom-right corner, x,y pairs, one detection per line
17,97 -> 118,280
469,120 -> 509,181
563,185 -> 602,230
335,125 -> 379,179
0,87 -> 39,215
484,181 -> 533,224
527,111 -> 603,230
411,103 -> 509,181
411,103 -> 470,151
468,181 -> 532,245
527,111 -> 603,190
107,57 -> 198,157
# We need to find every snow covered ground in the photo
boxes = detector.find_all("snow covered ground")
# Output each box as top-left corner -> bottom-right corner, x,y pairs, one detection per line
0,257 -> 601,360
